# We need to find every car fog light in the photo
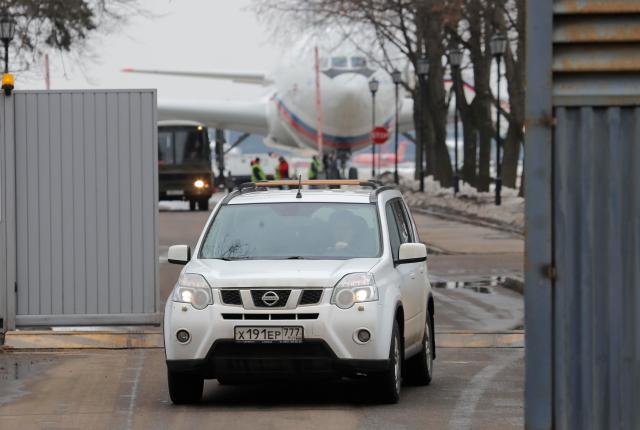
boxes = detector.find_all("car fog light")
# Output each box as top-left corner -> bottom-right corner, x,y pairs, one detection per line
356,329 -> 371,343
176,329 -> 191,344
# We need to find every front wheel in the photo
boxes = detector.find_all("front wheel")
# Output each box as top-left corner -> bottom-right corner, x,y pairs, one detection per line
167,370 -> 203,404
405,312 -> 434,385
374,321 -> 402,404
189,200 -> 196,211
197,198 -> 209,211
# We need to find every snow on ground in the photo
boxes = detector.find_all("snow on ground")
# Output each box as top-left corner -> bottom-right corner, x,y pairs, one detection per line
383,172 -> 524,234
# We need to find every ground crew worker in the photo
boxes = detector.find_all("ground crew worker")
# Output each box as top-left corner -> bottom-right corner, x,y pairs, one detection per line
308,155 -> 321,180
252,157 -> 266,182
277,156 -> 289,180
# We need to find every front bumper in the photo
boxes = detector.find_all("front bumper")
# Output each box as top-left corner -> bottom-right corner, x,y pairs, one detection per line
163,291 -> 395,377
166,340 -> 390,379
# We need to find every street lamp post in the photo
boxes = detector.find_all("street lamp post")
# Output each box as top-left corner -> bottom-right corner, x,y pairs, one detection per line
490,32 -> 507,206
449,46 -> 464,195
369,77 -> 379,179
0,15 -> 15,73
391,69 -> 402,185
417,55 -> 429,192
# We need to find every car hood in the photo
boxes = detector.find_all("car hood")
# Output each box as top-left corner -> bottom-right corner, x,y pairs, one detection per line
185,258 -> 380,288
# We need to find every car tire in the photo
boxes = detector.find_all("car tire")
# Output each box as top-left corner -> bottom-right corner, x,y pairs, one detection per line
374,320 -> 402,404
405,312 -> 434,386
189,200 -> 197,211
198,199 -> 209,211
167,370 -> 203,404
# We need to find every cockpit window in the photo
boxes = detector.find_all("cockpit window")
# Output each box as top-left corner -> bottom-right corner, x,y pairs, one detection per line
351,56 -> 367,68
331,56 -> 348,68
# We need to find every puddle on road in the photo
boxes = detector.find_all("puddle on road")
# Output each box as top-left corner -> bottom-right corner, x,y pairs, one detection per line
0,354 -> 57,406
432,276 -> 505,295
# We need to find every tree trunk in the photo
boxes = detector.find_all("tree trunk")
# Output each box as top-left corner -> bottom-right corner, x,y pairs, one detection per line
502,126 -> 521,189
412,87 -> 426,186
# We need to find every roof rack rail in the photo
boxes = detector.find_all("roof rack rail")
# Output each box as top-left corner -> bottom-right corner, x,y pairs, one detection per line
220,179 -> 395,205
254,179 -> 383,188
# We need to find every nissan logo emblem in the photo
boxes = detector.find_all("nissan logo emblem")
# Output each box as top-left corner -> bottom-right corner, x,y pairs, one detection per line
261,291 -> 280,306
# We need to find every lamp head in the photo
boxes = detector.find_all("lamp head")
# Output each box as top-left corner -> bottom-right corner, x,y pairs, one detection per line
417,55 -> 429,78
368,77 -> 379,95
0,15 -> 15,44
489,32 -> 507,57
391,69 -> 402,84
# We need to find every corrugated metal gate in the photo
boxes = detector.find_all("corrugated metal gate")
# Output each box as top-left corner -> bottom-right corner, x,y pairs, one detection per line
526,2 -> 640,429
1,90 -> 159,330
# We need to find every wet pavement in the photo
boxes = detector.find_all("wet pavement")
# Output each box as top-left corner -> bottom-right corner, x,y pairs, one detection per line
0,207 -> 526,429
0,348 -> 523,430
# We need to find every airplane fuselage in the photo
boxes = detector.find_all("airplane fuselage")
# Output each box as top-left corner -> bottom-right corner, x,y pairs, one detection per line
264,54 -> 404,155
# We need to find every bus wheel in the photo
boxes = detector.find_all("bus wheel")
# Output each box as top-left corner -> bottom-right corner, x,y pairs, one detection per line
198,199 -> 209,211
189,200 -> 196,211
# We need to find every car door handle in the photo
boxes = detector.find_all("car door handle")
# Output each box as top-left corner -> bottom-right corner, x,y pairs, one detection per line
409,272 -> 416,279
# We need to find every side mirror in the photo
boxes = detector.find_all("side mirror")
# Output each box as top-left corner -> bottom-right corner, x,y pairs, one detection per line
398,243 -> 427,264
168,245 -> 191,265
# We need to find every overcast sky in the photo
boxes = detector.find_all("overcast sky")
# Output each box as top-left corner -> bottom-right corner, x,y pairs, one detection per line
20,0 -> 281,102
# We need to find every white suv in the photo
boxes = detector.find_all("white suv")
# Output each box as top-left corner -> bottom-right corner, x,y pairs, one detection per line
164,180 -> 435,404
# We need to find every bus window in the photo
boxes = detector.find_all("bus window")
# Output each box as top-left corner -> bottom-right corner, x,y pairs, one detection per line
157,127 -> 209,165
158,131 -> 175,165
174,129 -> 207,164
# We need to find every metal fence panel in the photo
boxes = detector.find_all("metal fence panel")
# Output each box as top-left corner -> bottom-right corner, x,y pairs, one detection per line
553,106 -> 640,430
11,90 -> 159,326
527,1 -> 640,429
0,96 -> 16,333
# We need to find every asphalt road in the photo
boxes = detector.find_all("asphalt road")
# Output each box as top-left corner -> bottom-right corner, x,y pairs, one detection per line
0,204 -> 525,430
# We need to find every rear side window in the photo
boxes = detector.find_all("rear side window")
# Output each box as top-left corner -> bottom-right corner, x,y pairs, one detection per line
391,199 -> 413,243
385,203 -> 402,261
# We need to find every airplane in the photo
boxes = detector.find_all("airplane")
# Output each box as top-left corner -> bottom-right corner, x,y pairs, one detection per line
122,39 -> 416,170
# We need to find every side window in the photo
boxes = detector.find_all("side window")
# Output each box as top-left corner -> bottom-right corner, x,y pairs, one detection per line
385,203 -> 402,261
398,199 -> 418,242
391,200 -> 412,244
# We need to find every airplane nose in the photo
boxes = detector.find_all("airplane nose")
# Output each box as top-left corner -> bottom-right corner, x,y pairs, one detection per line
324,78 -> 370,133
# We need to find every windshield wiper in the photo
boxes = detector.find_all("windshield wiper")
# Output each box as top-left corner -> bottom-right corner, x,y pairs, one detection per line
286,256 -> 306,260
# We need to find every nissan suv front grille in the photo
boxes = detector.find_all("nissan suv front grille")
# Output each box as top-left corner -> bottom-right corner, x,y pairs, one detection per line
250,289 -> 291,307
220,289 -> 242,305
220,289 -> 323,308
299,289 -> 323,305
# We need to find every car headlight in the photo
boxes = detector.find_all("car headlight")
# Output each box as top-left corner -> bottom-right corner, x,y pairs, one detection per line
193,179 -> 206,189
331,273 -> 378,309
171,273 -> 213,310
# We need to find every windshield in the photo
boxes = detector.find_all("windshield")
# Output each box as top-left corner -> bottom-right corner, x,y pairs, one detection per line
158,127 -> 209,166
200,203 -> 381,260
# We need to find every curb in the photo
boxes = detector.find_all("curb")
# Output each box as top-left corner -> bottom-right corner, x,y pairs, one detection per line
2,330 -> 163,350
409,205 -> 524,237
435,331 -> 524,348
503,277 -> 524,295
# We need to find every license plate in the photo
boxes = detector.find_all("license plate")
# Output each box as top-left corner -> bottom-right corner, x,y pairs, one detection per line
166,190 -> 184,196
234,326 -> 303,343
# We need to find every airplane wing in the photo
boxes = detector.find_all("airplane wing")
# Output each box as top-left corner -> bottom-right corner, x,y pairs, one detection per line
398,98 -> 415,133
159,99 -> 269,135
122,68 -> 271,85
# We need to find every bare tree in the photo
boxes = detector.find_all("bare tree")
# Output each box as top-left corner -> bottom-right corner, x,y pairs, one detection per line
0,0 -> 142,70
255,0 -> 459,188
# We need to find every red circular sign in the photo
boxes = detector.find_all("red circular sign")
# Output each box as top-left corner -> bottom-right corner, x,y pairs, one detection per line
371,126 -> 389,144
